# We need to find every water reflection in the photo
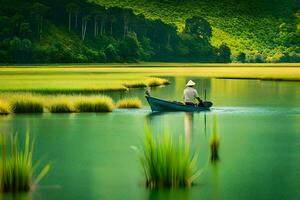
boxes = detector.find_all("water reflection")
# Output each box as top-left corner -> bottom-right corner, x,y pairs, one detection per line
184,113 -> 194,144
210,115 -> 220,163
147,188 -> 190,200
0,193 -> 32,200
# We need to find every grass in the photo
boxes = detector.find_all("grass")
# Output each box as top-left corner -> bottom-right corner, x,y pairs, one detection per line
0,132 -> 50,192
146,78 -> 170,87
123,82 -> 147,88
0,93 -> 115,114
140,129 -> 201,188
116,98 -> 142,109
11,100 -> 44,114
74,96 -> 114,112
48,102 -> 74,113
0,101 -> 11,115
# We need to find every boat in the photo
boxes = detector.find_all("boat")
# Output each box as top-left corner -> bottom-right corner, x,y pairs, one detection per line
145,93 -> 213,112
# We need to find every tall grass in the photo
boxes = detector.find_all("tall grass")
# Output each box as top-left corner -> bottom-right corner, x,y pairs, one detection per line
74,96 -> 114,112
11,100 -> 44,113
123,82 -> 147,88
116,98 -> 142,109
48,100 -> 74,113
0,101 -> 11,115
140,129 -> 201,188
146,78 -> 170,87
0,132 -> 50,192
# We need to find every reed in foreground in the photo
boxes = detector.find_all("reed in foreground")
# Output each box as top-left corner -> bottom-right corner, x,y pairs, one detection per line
48,102 -> 74,113
0,132 -> 50,192
140,129 -> 201,188
116,98 -> 142,109
74,96 -> 114,112
0,101 -> 11,115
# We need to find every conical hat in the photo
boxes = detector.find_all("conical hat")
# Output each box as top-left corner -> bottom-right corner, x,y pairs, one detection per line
186,80 -> 196,87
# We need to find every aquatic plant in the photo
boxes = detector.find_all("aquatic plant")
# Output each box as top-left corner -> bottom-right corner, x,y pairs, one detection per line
48,102 -> 74,113
146,78 -> 170,87
11,100 -> 44,113
75,96 -> 114,112
0,132 -> 50,192
116,98 -> 142,109
210,115 -> 220,162
0,101 -> 11,115
140,129 -> 201,188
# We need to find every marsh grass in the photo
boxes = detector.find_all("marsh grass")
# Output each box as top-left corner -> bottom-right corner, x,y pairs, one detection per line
48,103 -> 74,113
140,129 -> 201,188
146,78 -> 170,87
0,132 -> 50,192
123,82 -> 147,88
11,100 -> 44,114
0,101 -> 11,115
116,98 -> 142,109
74,97 -> 114,112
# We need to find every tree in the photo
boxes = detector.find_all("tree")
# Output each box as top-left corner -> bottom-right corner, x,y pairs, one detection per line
184,16 -> 212,41
66,3 -> 79,32
105,44 -> 119,62
81,15 -> 90,41
236,52 -> 246,63
120,32 -> 140,61
218,43 -> 231,63
31,2 -> 49,39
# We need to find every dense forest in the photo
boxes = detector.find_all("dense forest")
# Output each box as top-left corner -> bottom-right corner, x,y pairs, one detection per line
0,0 -> 299,63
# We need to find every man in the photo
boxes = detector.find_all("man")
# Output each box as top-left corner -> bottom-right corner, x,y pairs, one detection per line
183,80 -> 203,106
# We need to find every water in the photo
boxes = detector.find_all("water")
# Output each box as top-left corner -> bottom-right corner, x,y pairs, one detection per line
1,77 -> 300,200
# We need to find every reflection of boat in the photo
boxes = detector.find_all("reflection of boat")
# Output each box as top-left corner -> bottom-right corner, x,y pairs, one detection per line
145,94 -> 213,112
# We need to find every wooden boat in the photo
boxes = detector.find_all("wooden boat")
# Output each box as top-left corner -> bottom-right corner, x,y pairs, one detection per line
145,94 -> 213,112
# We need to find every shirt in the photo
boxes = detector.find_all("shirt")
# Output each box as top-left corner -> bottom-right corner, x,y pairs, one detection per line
183,87 -> 199,103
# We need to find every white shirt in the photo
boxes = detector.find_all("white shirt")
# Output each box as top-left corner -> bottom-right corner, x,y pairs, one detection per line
183,87 -> 199,103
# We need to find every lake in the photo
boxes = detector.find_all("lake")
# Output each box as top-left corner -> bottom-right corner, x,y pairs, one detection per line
1,77 -> 300,200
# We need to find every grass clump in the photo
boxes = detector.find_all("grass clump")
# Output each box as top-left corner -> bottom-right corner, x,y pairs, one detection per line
0,132 -> 50,192
0,101 -> 11,115
48,102 -> 73,113
116,98 -> 142,109
146,78 -> 170,87
123,82 -> 147,88
75,96 -> 114,112
11,100 -> 44,113
140,129 -> 201,188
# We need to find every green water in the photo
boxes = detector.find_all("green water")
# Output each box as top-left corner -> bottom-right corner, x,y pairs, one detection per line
1,77 -> 300,200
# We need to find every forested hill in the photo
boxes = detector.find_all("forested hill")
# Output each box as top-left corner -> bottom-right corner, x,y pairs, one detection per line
92,0 -> 300,62
0,0 -> 299,64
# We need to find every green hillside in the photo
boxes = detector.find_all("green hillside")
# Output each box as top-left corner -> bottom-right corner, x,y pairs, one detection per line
91,0 -> 300,61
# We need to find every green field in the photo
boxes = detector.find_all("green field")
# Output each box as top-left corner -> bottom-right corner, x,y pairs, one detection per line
0,64 -> 300,94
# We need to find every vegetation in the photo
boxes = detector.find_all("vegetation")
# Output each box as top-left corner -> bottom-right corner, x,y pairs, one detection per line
92,0 -> 300,63
0,101 -> 11,115
0,132 -> 50,192
74,97 -> 114,112
0,0 -> 232,64
140,129 -> 201,188
0,93 -> 115,113
48,102 -> 74,113
116,98 -> 142,108
11,100 -> 44,113
146,78 -> 170,87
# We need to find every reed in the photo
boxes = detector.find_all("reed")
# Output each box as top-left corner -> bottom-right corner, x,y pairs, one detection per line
0,132 -> 50,192
116,98 -> 142,109
11,100 -> 44,113
140,129 -> 201,188
0,101 -> 11,115
74,96 -> 114,112
48,101 -> 74,113
146,78 -> 170,87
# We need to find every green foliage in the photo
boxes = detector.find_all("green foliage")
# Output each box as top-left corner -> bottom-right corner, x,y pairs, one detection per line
140,129 -> 201,188
184,16 -> 212,40
116,98 -> 142,108
218,43 -> 231,63
48,103 -> 73,113
74,97 -> 114,112
0,132 -> 50,192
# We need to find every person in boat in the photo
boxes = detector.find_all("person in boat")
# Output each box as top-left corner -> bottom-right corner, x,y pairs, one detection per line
183,80 -> 204,106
